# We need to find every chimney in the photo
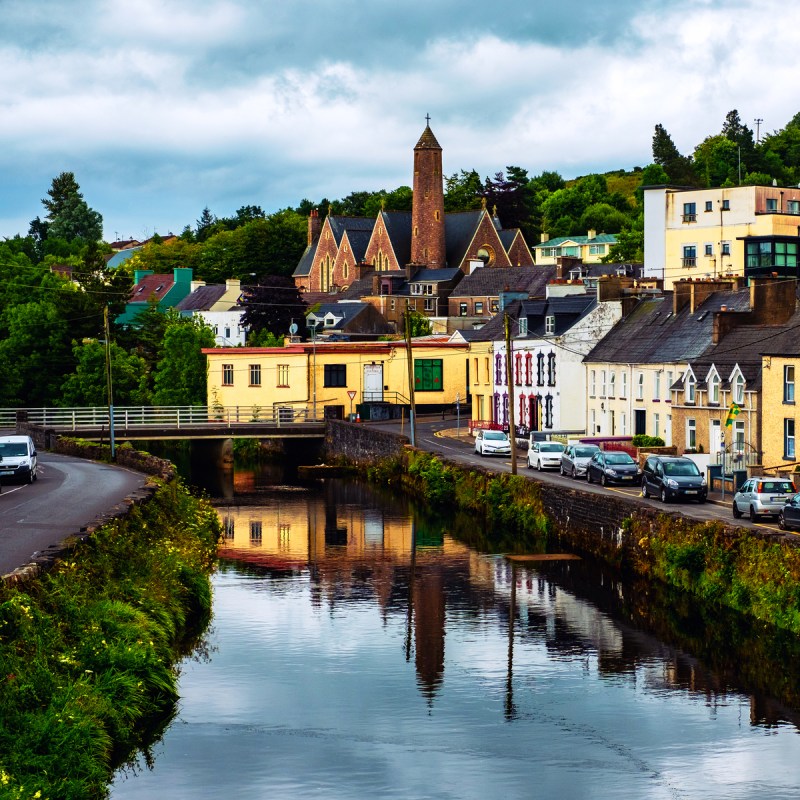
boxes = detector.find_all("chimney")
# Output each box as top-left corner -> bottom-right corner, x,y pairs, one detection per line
225,278 -> 241,292
750,275 -> 796,325
308,209 -> 321,246
673,277 -> 737,315
540,232 -> 550,243
190,279 -> 206,292
597,275 -> 635,302
405,263 -> 418,282
371,274 -> 380,296
351,261 -> 367,282
587,229 -> 596,240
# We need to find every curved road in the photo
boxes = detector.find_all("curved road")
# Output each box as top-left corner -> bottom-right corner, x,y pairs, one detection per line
0,451 -> 147,575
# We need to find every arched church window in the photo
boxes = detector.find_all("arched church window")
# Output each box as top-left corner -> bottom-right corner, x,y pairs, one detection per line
477,246 -> 495,266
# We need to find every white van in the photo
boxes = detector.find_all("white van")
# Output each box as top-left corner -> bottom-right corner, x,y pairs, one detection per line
0,436 -> 38,484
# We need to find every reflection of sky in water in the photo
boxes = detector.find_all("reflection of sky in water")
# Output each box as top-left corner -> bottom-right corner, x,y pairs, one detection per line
112,490 -> 800,800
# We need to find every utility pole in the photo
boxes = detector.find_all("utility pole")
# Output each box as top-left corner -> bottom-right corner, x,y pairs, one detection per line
405,306 -> 417,447
504,312 -> 517,474
103,305 -> 116,460
754,117 -> 763,144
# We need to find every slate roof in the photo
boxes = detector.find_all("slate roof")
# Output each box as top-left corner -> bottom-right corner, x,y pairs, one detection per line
586,289 -> 752,365
415,124 -> 442,150
128,273 -> 176,304
382,211 -> 412,266
327,215 -> 375,247
410,268 -> 461,282
444,210 -> 485,269
307,302 -> 371,330
449,265 -> 556,298
344,229 -> 372,262
293,242 -> 318,277
175,285 -> 228,312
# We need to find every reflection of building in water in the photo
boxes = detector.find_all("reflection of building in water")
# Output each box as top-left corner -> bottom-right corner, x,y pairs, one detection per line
414,567 -> 445,703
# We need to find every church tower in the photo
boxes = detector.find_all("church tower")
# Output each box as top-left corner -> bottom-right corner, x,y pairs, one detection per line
411,119 -> 446,267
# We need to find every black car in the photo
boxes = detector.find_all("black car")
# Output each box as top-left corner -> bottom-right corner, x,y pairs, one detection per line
586,451 -> 641,486
641,456 -> 707,503
780,493 -> 800,531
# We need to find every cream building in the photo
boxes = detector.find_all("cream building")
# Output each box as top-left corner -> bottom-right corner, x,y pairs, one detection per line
644,184 -> 800,289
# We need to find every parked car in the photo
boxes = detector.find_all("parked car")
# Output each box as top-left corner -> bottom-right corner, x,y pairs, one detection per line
474,429 -> 511,457
527,440 -> 565,471
0,435 -> 37,484
779,493 -> 800,530
586,450 -> 641,486
733,477 -> 796,521
560,443 -> 600,478
641,456 -> 707,503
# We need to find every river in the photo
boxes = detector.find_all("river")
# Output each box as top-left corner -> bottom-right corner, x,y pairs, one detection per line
110,464 -> 800,799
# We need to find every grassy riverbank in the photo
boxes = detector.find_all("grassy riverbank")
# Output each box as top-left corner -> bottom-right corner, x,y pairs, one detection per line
0,479 -> 220,800
369,449 -> 800,636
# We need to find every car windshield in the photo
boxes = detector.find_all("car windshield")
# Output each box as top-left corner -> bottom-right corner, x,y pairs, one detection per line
0,443 -> 26,457
758,481 -> 795,493
575,447 -> 598,457
662,460 -> 700,477
605,453 -> 634,465
539,443 -> 564,452
484,431 -> 507,441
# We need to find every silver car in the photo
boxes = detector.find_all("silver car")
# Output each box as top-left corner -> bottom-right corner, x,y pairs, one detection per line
733,477 -> 796,520
560,443 -> 600,478
527,440 -> 565,471
474,429 -> 511,457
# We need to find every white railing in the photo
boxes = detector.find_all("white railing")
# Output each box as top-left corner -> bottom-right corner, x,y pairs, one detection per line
0,406 -> 326,430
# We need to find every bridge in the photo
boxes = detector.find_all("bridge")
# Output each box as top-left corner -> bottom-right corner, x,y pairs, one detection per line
3,406 -> 327,442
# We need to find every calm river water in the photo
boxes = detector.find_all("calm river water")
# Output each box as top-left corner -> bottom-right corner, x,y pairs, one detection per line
111,465 -> 800,799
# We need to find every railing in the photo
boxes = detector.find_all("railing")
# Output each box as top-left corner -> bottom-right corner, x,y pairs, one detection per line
1,406 -> 326,430
682,257 -> 697,268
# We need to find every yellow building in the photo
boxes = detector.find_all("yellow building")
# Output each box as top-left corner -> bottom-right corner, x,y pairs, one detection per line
533,230 -> 616,265
760,355 -> 800,473
204,337 -> 471,416
644,184 -> 800,289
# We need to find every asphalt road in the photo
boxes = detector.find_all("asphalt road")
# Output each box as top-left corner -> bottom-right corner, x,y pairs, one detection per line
0,451 -> 147,575
390,417 -> 794,538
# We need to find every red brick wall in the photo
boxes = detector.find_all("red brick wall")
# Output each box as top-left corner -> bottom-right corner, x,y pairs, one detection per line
363,217 -> 401,271
459,213 -> 512,271
505,231 -> 535,267
411,147 -> 446,267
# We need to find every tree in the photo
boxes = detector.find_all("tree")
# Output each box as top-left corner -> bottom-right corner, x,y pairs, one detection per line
635,164 -> 670,205
693,135 -> 740,187
404,309 -> 432,337
484,166 -> 537,240
151,317 -> 216,405
579,203 -> 630,234
41,172 -> 82,219
195,207 -> 216,242
602,220 -> 644,263
46,194 -> 103,242
652,124 -> 696,184
61,340 -> 149,406
444,170 -> 483,212
240,275 -> 306,339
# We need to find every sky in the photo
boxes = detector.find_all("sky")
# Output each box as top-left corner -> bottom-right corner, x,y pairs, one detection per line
1,0 -> 797,243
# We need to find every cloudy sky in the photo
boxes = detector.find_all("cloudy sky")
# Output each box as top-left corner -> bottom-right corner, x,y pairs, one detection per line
1,0 -> 796,242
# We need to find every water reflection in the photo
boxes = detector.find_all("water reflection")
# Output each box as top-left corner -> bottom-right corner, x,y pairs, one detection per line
112,477 -> 800,799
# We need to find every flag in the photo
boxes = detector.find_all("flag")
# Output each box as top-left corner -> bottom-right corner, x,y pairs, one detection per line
724,401 -> 740,428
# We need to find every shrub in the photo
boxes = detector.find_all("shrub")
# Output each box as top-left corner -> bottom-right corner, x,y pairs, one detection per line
632,434 -> 665,448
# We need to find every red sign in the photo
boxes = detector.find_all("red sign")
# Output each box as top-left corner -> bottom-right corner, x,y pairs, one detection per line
347,391 -> 357,400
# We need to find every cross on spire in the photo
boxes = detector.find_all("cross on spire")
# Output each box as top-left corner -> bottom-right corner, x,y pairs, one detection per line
425,113 -> 431,126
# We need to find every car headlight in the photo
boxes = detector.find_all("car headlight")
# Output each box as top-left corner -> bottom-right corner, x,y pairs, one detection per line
700,477 -> 707,487
666,478 -> 679,489
605,468 -> 617,476
636,468 -> 643,475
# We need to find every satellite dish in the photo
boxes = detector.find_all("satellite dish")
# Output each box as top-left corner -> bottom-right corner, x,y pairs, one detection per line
289,323 -> 298,335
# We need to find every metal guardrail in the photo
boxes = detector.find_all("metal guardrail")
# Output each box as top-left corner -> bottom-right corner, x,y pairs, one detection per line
1,406 -> 325,430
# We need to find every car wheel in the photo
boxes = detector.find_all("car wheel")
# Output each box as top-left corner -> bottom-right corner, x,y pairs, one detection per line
732,501 -> 742,519
642,480 -> 648,498
537,459 -> 542,471
697,495 -> 706,504
32,469 -> 37,482
750,504 -> 758,520
661,487 -> 669,503
586,469 -> 593,484
601,474 -> 608,487
571,466 -> 577,479
560,464 -> 565,476
780,511 -> 788,530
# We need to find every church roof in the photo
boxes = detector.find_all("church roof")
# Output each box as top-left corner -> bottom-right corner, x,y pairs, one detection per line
415,124 -> 441,150
381,211 -> 413,266
444,210 -> 487,268
293,241 -> 318,277
343,229 -> 372,262
327,215 -> 375,246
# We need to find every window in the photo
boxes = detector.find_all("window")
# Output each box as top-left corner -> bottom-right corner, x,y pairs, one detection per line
721,242 -> 731,256
477,246 -> 496,266
390,298 -> 396,311
277,364 -> 289,387
705,201 -> 713,212
687,418 -> 696,450
746,239 -> 799,270
590,369 -> 596,397
722,199 -> 730,211
324,364 -> 346,387
484,357 -> 490,384
785,365 -> 796,402
682,202 -> 697,222
495,354 -> 503,384
249,520 -> 262,543
590,408 -> 596,435
588,244 -> 606,255
786,419 -> 796,459
424,298 -> 436,312
249,364 -> 261,386
788,200 -> 800,215
544,395 -> 553,428
490,300 -> 499,313
733,372 -> 745,404
734,420 -> 745,453
545,315 -> 555,335
223,516 -> 234,540
666,371 -> 673,399
475,302 -> 484,314
637,372 -> 644,400
222,363 -> 234,386
600,370 -> 607,398
620,412 -> 627,436
621,371 -> 627,398
536,352 -> 545,386
654,413 -> 660,438
459,302 -> 468,316
514,353 -> 522,386
547,353 -> 556,386
685,372 -> 696,403
708,372 -> 720,404
704,244 -> 713,256
654,371 -> 661,399
766,197 -> 778,212
682,245 -> 697,268
414,359 -> 443,392
524,353 -> 532,385
517,317 -> 528,336
609,372 -> 616,397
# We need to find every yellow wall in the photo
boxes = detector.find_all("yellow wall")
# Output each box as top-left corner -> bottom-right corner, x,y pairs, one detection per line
761,355 -> 800,470
468,341 -> 495,424
205,340 -> 471,412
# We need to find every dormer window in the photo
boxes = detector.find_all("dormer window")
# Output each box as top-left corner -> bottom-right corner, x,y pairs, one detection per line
518,318 -> 528,336
685,372 -> 696,404
324,317 -> 335,326
732,372 -> 745,404
545,315 -> 555,335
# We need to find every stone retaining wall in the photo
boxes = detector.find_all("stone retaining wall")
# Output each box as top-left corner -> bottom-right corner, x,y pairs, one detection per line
325,419 -> 409,464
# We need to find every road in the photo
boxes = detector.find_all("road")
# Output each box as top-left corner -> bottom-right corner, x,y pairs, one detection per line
0,451 -> 147,576
388,417 -> 793,538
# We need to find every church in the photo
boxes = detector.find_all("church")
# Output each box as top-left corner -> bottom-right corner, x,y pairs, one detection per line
293,122 -> 535,295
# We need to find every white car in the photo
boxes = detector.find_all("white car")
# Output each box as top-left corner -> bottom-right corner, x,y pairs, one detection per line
527,440 -> 565,470
474,429 -> 511,457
